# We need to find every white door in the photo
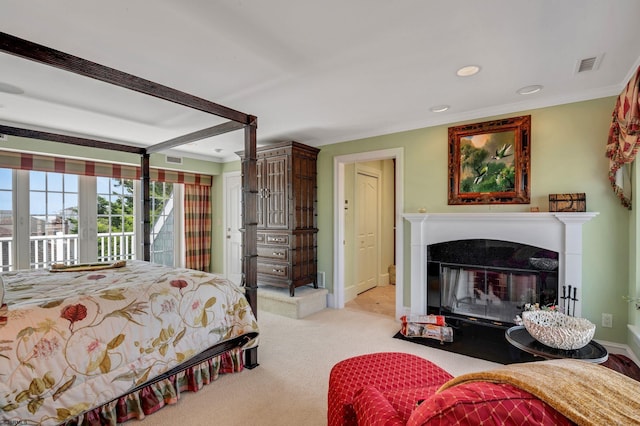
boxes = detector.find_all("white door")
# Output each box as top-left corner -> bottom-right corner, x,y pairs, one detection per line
224,173 -> 243,285
355,170 -> 379,294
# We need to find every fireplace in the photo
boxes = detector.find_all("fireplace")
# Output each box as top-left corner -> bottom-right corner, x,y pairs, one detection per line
403,212 -> 598,319
427,239 -> 559,326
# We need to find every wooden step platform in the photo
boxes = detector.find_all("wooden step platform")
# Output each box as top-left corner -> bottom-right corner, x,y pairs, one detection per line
257,285 -> 328,319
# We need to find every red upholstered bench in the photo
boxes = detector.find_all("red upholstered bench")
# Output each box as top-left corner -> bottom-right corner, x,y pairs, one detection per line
327,352 -> 453,426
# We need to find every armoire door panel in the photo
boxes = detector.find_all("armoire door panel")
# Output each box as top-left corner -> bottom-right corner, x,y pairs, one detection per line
265,155 -> 288,229
256,159 -> 265,228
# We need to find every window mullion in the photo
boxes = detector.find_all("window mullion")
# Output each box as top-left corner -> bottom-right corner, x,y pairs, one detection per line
14,169 -> 30,270
79,176 -> 97,263
134,180 -> 142,261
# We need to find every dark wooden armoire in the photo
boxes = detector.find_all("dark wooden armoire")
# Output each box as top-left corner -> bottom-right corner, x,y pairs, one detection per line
240,141 -> 319,296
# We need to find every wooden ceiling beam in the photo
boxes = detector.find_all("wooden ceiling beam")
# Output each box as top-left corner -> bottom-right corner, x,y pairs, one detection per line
0,124 -> 146,154
0,32 -> 252,127
147,120 -> 245,154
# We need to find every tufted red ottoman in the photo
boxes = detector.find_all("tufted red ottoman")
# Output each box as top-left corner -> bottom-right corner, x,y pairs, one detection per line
327,352 -> 453,426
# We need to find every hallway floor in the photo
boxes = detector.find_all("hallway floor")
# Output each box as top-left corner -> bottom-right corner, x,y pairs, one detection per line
345,284 -> 396,317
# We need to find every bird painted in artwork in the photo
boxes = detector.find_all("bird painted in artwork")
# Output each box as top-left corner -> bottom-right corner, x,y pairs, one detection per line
473,164 -> 488,184
491,144 -> 512,160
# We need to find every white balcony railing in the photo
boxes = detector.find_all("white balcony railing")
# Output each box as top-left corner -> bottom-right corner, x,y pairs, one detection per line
0,236 -> 12,272
30,232 -> 79,269
0,232 -> 136,271
97,232 -> 136,263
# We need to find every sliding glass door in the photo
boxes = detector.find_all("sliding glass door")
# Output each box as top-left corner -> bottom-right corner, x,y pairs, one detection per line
149,181 -> 178,267
0,170 -> 182,271
29,171 -> 79,268
0,168 -> 12,272
97,177 -> 135,262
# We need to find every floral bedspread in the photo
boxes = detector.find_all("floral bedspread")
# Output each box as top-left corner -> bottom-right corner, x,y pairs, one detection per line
0,261 -> 259,425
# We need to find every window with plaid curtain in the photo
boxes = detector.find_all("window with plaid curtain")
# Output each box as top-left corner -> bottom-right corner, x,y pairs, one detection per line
184,184 -> 212,272
0,150 -> 213,269
606,66 -> 640,209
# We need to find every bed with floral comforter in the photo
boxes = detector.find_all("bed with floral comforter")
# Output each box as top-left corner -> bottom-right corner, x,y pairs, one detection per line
0,260 -> 259,425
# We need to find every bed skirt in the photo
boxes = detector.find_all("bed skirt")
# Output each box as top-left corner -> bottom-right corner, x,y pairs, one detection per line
64,348 -> 245,426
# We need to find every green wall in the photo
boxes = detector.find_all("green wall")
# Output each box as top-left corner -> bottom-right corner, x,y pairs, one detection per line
315,96 -> 632,345
630,157 -> 640,354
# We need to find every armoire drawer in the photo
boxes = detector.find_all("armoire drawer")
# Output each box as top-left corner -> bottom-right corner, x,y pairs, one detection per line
265,233 -> 289,245
257,246 -> 289,261
257,261 -> 289,278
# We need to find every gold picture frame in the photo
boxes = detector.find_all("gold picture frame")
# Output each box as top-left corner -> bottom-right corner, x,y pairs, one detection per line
448,115 -> 531,205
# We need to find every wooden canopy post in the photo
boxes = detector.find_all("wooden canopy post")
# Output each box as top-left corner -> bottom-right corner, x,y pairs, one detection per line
242,116 -> 259,369
141,153 -> 151,262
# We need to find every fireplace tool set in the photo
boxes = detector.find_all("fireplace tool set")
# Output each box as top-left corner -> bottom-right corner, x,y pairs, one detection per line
560,285 -> 579,316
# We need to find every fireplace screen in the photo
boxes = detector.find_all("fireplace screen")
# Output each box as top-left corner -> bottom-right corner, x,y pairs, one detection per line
427,239 -> 559,326
440,265 -> 538,324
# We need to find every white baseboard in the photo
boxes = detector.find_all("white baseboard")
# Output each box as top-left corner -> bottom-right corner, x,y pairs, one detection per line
380,273 -> 389,286
596,339 -> 640,365
327,293 -> 336,309
344,284 -> 358,303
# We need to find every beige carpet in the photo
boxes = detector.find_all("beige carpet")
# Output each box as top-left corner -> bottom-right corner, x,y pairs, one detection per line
136,307 -> 498,426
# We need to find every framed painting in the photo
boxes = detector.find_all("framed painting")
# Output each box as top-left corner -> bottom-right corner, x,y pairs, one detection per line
448,115 -> 531,205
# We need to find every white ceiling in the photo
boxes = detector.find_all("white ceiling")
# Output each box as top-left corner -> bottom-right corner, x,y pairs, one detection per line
1,0 -> 639,162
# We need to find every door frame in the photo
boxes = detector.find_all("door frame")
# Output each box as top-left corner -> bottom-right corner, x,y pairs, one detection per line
333,148 -> 405,319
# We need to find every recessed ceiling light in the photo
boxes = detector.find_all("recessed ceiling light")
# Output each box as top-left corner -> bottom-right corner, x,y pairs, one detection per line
456,65 -> 480,77
517,85 -> 543,95
0,82 -> 24,95
430,105 -> 450,113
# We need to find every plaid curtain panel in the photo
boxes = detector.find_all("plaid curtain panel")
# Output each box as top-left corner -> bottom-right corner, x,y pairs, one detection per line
184,184 -> 212,272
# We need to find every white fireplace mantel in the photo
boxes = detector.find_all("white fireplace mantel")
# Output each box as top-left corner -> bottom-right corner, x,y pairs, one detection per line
403,212 -> 599,318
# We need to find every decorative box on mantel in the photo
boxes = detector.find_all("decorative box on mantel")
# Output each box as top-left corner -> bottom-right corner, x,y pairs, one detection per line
402,212 -> 599,318
549,193 -> 586,212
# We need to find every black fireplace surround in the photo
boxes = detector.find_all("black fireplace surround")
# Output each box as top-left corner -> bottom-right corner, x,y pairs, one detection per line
427,239 -> 559,327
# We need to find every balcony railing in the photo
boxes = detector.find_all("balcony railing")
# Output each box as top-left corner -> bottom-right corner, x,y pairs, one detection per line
0,232 -> 136,271
97,232 -> 136,263
30,232 -> 78,269
0,236 -> 12,272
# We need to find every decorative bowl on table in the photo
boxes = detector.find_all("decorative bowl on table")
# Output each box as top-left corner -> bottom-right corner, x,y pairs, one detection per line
521,310 -> 595,350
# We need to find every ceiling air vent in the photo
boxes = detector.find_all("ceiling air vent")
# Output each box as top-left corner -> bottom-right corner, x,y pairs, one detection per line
575,55 -> 602,74
165,155 -> 183,165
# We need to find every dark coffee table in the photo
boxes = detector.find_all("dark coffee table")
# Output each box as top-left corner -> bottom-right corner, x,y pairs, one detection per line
505,326 -> 608,363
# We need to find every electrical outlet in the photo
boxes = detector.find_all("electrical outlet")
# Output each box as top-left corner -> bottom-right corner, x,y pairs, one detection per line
602,313 -> 613,328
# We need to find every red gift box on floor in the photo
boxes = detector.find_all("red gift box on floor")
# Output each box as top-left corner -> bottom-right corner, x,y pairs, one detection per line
400,315 -> 453,343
